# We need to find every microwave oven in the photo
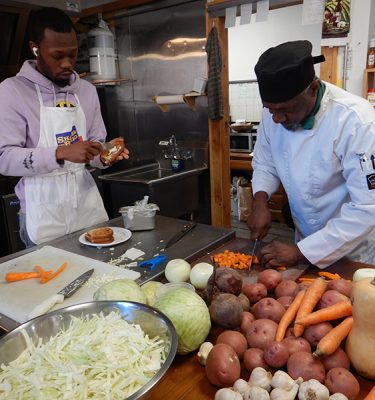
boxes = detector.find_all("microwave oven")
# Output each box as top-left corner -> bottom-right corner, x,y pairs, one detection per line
230,132 -> 253,153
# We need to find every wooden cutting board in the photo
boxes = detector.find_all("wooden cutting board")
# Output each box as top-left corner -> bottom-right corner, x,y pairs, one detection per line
0,246 -> 141,325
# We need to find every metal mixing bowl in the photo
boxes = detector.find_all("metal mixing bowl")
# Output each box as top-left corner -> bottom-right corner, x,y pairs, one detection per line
0,301 -> 178,399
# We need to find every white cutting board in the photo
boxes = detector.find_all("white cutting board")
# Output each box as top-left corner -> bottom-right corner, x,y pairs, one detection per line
0,246 -> 141,324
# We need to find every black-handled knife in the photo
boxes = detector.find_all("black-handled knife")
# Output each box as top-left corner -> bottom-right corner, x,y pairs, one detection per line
165,223 -> 197,249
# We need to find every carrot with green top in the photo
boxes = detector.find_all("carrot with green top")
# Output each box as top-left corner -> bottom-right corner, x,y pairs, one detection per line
296,300 -> 352,327
294,277 -> 328,337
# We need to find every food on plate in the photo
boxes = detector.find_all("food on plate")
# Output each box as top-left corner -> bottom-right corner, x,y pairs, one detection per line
189,262 -> 214,289
85,227 -> 114,244
100,140 -> 125,165
252,297 -> 286,323
294,277 -> 328,337
211,250 -> 258,270
237,293 -> 250,311
209,293 -> 243,329
240,311 -> 255,334
0,312 -> 170,399
287,351 -> 326,383
277,295 -> 294,309
314,317 -> 353,358
164,259 -> 191,283
241,282 -> 268,303
325,368 -> 360,400
321,347 -> 350,371
318,290 -> 349,309
303,322 -> 333,347
281,336 -> 311,355
205,343 -> 241,387
216,330 -> 248,359
274,279 -> 299,299
263,340 -> 289,368
154,288 -> 211,355
93,278 -> 147,303
326,279 -> 353,298
297,300 -> 352,326
243,348 -> 269,373
346,277 -> 375,379
257,269 -> 283,293
245,318 -> 278,350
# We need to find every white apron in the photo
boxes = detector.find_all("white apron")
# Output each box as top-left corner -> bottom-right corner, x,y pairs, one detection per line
24,84 -> 108,244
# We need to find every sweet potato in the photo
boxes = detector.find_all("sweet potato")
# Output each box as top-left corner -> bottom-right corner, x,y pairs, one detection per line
263,340 -> 289,368
327,279 -> 353,298
275,280 -> 299,299
243,348 -> 269,373
325,368 -> 360,400
245,318 -> 278,350
287,351 -> 326,383
318,290 -> 349,309
282,336 -> 311,355
252,297 -> 285,323
257,269 -> 283,293
303,322 -> 334,347
209,293 -> 243,329
216,330 -> 248,360
241,283 -> 267,303
321,347 -> 350,371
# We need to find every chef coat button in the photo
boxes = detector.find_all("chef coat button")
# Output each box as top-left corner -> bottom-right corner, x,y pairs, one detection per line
303,194 -> 309,200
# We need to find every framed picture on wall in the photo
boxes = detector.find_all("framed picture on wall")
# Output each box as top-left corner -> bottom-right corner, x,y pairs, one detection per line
322,0 -> 351,38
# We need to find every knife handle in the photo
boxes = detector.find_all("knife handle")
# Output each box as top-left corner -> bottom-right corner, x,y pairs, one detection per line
28,294 -> 64,320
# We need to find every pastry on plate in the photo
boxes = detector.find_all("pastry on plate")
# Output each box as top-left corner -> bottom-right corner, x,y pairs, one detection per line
85,227 -> 114,244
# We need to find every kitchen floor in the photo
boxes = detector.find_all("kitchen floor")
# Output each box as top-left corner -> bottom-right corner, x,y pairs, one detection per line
232,216 -> 295,244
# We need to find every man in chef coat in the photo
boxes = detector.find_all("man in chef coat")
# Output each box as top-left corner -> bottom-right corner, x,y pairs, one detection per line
0,7 -> 129,247
248,40 -> 375,269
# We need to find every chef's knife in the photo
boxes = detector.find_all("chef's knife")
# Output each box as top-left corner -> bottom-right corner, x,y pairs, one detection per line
165,223 -> 197,249
248,238 -> 259,271
28,269 -> 94,320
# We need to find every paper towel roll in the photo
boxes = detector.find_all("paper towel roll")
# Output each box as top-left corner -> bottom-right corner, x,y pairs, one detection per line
153,95 -> 185,105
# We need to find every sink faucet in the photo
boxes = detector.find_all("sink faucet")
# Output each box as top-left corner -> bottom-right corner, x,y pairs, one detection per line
158,134 -> 192,161
169,135 -> 177,153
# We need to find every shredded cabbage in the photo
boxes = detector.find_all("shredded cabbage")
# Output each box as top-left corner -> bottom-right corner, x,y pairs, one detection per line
0,311 -> 169,399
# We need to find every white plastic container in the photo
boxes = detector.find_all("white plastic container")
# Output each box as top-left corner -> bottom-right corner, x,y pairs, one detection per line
119,203 -> 159,231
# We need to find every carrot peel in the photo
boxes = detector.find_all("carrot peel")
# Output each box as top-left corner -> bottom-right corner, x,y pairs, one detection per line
40,262 -> 68,284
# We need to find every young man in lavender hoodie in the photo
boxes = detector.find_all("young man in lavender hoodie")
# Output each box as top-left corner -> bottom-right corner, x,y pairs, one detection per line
0,7 -> 128,247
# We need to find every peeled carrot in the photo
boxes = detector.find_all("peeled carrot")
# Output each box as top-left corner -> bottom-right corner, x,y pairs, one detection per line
318,271 -> 341,280
276,290 -> 305,342
313,316 -> 354,358
296,300 -> 352,327
5,272 -> 41,282
34,265 -> 53,279
364,386 -> 375,400
40,261 -> 68,284
294,277 -> 328,337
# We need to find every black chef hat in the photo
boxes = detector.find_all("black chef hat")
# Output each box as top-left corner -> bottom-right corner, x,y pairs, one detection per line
254,40 -> 325,103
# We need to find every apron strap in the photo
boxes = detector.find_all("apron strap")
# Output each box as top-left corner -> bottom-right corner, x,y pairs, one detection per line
34,83 -> 57,107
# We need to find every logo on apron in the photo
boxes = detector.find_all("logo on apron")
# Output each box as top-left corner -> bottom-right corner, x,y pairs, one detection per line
55,125 -> 82,146
366,173 -> 375,190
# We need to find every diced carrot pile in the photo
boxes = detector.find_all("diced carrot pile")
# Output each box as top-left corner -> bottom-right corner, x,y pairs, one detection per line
211,250 -> 259,270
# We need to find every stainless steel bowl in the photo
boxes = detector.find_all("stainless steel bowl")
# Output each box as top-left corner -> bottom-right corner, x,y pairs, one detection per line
0,301 -> 178,399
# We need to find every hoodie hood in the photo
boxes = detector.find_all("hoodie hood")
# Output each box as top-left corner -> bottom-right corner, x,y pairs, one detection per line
17,60 -> 81,94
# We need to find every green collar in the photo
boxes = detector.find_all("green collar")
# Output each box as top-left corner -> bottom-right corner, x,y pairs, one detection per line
301,81 -> 326,130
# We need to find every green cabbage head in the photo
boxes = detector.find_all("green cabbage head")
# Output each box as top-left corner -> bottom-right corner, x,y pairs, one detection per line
93,279 -> 147,303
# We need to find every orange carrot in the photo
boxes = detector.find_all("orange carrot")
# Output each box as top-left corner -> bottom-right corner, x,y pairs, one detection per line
318,271 -> 341,280
40,261 -> 68,284
5,272 -> 41,282
276,290 -> 305,342
313,316 -> 354,358
298,277 -> 314,282
295,300 -> 352,326
211,251 -> 258,270
34,265 -> 53,280
364,386 -> 375,400
294,277 -> 328,337
277,266 -> 287,271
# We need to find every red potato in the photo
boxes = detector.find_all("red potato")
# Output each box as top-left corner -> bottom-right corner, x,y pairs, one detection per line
274,280 -> 299,299
303,322 -> 333,347
325,367 -> 360,400
246,318 -> 278,350
322,347 -> 350,371
257,269 -> 283,293
277,296 -> 294,309
238,293 -> 250,312
287,351 -> 326,383
252,297 -> 286,323
216,330 -> 248,360
282,336 -> 311,356
263,340 -> 289,368
205,343 -> 241,387
242,283 -> 267,303
209,293 -> 244,329
240,311 -> 255,335
327,279 -> 353,298
243,348 -> 269,373
318,290 -> 349,309
285,326 -> 296,338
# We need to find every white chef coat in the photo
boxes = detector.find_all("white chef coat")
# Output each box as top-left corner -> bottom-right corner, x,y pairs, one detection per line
24,84 -> 108,244
252,81 -> 375,268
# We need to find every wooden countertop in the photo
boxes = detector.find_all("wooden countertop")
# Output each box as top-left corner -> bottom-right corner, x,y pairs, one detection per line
144,238 -> 375,400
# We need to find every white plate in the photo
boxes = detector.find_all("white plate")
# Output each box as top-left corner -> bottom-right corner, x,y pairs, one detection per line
79,227 -> 132,247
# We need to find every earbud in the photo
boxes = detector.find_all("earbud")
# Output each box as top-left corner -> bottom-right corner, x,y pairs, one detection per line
32,47 -> 38,57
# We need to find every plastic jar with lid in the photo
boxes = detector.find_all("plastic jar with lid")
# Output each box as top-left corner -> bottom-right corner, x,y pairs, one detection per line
368,88 -> 375,108
367,38 -> 375,68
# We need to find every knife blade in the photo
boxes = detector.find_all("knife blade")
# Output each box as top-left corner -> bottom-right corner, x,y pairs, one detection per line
28,269 -> 94,320
248,238 -> 259,271
165,223 -> 197,249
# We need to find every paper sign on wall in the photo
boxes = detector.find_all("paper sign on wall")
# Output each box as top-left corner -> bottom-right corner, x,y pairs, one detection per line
302,0 -> 325,25
256,0 -> 269,23
240,4 -> 253,25
225,6 -> 237,28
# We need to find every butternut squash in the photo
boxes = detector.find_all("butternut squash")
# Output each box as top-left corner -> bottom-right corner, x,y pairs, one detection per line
345,277 -> 375,379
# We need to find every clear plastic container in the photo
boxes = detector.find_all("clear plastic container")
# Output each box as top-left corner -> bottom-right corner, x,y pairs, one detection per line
119,197 -> 159,231
155,282 -> 195,301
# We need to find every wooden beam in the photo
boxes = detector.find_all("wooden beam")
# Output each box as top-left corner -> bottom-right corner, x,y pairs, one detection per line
206,14 -> 231,229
